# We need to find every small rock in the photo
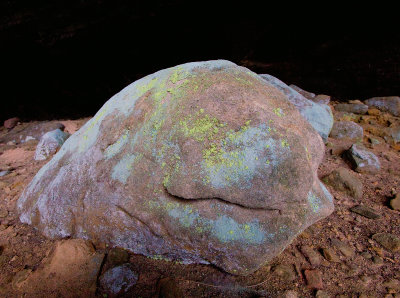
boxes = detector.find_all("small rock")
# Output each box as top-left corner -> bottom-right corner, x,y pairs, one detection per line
34,129 -> 70,160
300,245 -> 324,267
313,94 -> 331,105
364,96 -> 400,116
322,247 -> 340,262
323,168 -> 363,199
390,126 -> 400,144
390,194 -> 400,211
360,251 -> 372,259
4,117 -> 20,129
289,84 -> 316,99
369,137 -> 380,145
330,121 -> 363,141
100,264 -> 138,296
158,277 -> 184,298
304,269 -> 323,289
335,103 -> 368,115
330,239 -> 355,258
273,264 -> 296,282
345,144 -> 381,173
0,209 -> 8,218
372,233 -> 400,253
282,290 -> 298,298
0,170 -> 11,177
315,290 -> 331,298
6,140 -> 16,145
350,205 -> 380,219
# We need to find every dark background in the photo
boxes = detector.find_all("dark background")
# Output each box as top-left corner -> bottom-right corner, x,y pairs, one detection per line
1,1 -> 400,123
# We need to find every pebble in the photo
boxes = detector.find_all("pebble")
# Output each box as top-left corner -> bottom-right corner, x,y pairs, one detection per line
282,290 -> 298,298
0,170 -> 11,177
372,233 -> 400,253
390,194 -> 400,211
273,264 -> 296,282
350,205 -> 380,219
322,247 -> 341,262
331,239 -> 354,258
300,245 -> 323,267
360,251 -> 372,259
372,256 -> 384,265
304,269 -> 323,289
323,168 -> 363,199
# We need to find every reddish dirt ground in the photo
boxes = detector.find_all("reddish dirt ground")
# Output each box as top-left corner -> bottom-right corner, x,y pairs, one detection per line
0,105 -> 399,297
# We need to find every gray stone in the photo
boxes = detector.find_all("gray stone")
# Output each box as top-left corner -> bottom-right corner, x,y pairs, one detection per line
345,144 -> 381,173
364,96 -> 400,116
289,84 -> 316,99
335,103 -> 369,115
313,94 -> 331,105
100,264 -> 138,296
350,205 -> 380,219
0,170 -> 11,177
34,129 -> 70,160
259,74 -> 334,142
372,233 -> 400,253
330,121 -> 363,141
18,60 -> 334,275
322,168 -> 363,199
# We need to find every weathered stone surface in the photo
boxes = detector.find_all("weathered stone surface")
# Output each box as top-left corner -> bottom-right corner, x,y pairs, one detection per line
300,245 -> 324,267
322,168 -> 363,199
330,239 -> 354,258
329,121 -> 363,141
313,94 -> 331,105
4,117 -> 19,129
364,96 -> 400,116
100,264 -> 138,296
34,129 -> 70,160
259,74 -> 334,142
372,233 -> 400,253
350,205 -> 380,219
345,144 -> 381,173
335,103 -> 368,115
289,84 -> 315,100
18,60 -> 334,275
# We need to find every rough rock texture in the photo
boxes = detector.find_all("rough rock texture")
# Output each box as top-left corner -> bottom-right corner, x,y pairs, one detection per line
289,84 -> 316,100
313,95 -> 331,105
259,74 -> 333,142
100,264 -> 138,296
345,144 -> 381,173
34,129 -> 70,160
329,121 -> 363,141
4,117 -> 20,129
372,233 -> 400,253
15,239 -> 104,296
322,168 -> 363,199
18,60 -> 334,275
364,96 -> 400,116
334,103 -> 369,115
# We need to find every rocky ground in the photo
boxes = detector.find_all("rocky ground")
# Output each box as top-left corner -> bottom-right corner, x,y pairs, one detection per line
0,97 -> 400,297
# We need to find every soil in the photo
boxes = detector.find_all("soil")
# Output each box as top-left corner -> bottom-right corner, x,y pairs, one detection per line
0,104 -> 399,297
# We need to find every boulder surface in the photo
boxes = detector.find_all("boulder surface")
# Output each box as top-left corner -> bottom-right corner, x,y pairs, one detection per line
18,60 -> 334,275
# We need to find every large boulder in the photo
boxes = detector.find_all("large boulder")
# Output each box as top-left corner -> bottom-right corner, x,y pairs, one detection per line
259,74 -> 333,142
18,60 -> 334,275
364,96 -> 400,116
